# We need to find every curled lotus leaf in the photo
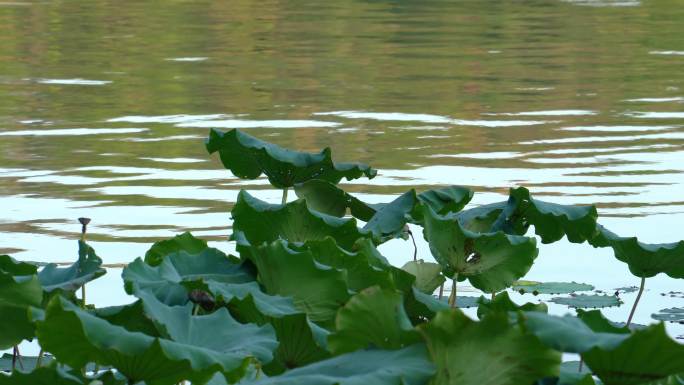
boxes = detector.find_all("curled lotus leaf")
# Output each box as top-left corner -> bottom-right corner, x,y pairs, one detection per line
206,128 -> 376,188
0,255 -> 43,349
231,190 -> 373,250
143,231 -> 209,266
420,204 -> 538,292
418,309 -> 560,385
294,179 -> 380,221
550,294 -> 622,309
242,344 -> 435,385
122,247 -> 252,305
513,281 -> 595,295
37,241 -> 106,293
327,286 -> 421,355
476,291 -> 547,319
246,240 -> 351,326
590,224 -> 684,279
35,296 -> 268,385
401,260 -> 445,294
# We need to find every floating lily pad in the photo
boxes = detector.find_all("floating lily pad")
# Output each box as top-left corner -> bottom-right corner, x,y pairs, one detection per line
512,281 -> 595,295
651,308 -> 684,323
550,294 -> 622,309
614,286 -> 639,294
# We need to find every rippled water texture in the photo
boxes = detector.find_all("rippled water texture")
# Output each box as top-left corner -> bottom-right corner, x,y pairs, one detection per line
0,0 -> 683,337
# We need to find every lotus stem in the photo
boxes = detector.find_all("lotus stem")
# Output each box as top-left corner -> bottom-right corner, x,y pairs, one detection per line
578,359 -> 584,372
448,274 -> 458,308
626,276 -> 646,327
281,188 -> 289,205
36,348 -> 44,368
193,303 -> 200,316
12,346 -> 23,370
438,282 -> 444,300
408,229 -> 418,261
491,292 -> 496,301
81,285 -> 86,307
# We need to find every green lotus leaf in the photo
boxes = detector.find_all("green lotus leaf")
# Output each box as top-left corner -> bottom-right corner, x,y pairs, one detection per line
418,309 -> 560,385
582,323 -> 684,385
242,344 -> 435,385
290,237 -> 396,292
206,128 -> 376,188
143,231 -> 210,266
557,361 -> 596,385
294,179 -> 380,221
454,201 -> 508,233
522,312 -> 628,353
246,240 -> 351,326
135,289 -> 278,365
0,255 -> 43,349
476,291 -> 547,319
0,365 -> 90,385
651,307 -> 684,323
328,286 -> 421,355
184,280 -> 331,373
576,309 -> 632,334
35,296 -> 259,385
92,300 -> 161,336
401,260 -> 445,294
410,288 -> 482,311
420,204 -> 538,292
642,374 -> 684,385
513,281 -> 595,295
362,190 -> 417,239
231,190 -> 372,250
417,186 -> 474,216
37,241 -> 105,293
122,248 -> 252,305
590,225 -> 684,279
550,294 -> 622,309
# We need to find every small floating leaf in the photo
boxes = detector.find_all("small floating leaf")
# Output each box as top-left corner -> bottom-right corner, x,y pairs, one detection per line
550,294 -> 622,309
206,128 -> 376,188
651,307 -> 684,323
512,281 -> 595,295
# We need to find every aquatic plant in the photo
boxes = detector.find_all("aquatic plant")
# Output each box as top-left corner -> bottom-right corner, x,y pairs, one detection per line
1,128 -> 683,385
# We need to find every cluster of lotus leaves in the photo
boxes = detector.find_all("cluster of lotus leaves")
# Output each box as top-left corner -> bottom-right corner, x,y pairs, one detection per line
1,129 -> 683,385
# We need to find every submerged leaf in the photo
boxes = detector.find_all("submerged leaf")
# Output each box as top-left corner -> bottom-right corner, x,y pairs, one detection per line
420,205 -> 538,292
328,286 -> 421,354
206,128 -> 376,188
419,309 -> 560,385
231,190 -> 372,250
37,241 -> 105,293
244,344 -> 434,385
550,294 -> 622,309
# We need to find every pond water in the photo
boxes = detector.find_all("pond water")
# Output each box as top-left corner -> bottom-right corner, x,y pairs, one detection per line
1,0 -> 683,348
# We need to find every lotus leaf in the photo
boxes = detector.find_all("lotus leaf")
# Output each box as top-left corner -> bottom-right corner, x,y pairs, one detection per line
206,128 -> 376,188
401,260 -> 445,294
294,179 -> 380,221
231,190 -> 372,250
418,309 -> 560,385
328,286 -> 421,354
35,296 -> 265,385
246,240 -> 351,325
651,307 -> 684,323
362,190 -> 417,239
143,231 -> 210,266
513,281 -> 595,295
122,248 -> 252,305
590,225 -> 684,279
243,343 -> 434,385
420,204 -> 538,292
37,241 -> 105,293
0,255 -> 43,349
476,291 -> 547,319
92,300 -> 160,336
410,288 -> 482,311
550,294 -> 622,309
